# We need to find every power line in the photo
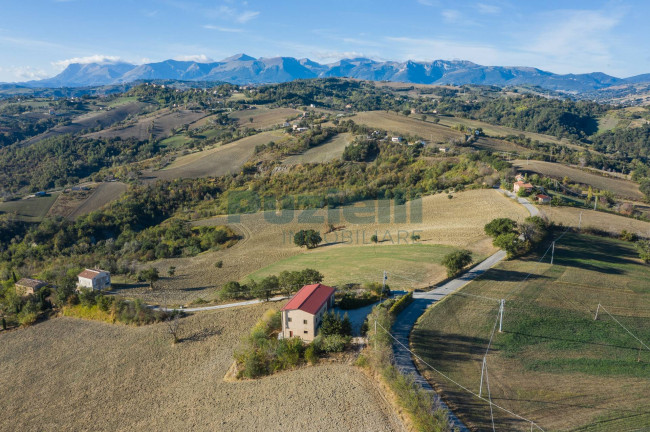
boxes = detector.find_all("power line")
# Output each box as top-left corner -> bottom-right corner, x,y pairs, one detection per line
375,320 -> 545,431
598,304 -> 650,352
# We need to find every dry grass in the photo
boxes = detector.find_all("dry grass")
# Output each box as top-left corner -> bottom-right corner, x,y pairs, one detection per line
512,159 -> 643,200
542,206 -> 650,238
21,102 -> 152,146
411,233 -> 650,431
124,189 -> 529,304
353,111 -> 463,143
86,109 -> 207,141
229,107 -> 301,129
0,304 -> 404,432
149,131 -> 284,181
283,133 -> 352,165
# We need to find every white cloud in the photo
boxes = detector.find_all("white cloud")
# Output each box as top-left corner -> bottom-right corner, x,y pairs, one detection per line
52,55 -> 121,69
236,11 -> 259,23
476,3 -> 500,14
441,9 -> 461,22
173,54 -> 213,62
203,24 -> 243,32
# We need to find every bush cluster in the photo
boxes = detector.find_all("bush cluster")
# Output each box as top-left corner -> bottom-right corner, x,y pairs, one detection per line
65,289 -> 171,325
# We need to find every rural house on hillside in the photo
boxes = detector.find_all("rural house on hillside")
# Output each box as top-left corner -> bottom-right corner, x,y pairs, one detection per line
280,283 -> 336,342
77,269 -> 111,291
15,278 -> 47,296
513,181 -> 534,193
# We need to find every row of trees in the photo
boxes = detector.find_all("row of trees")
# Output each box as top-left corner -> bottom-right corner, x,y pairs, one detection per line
219,268 -> 324,301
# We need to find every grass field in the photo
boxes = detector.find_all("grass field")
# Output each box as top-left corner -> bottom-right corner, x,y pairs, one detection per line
542,206 -> 650,238
127,189 -> 529,304
0,303 -> 404,432
86,109 -> 207,141
353,111 -> 463,143
248,243 -> 466,289
229,106 -> 301,129
151,131 -> 283,181
283,132 -> 352,165
21,102 -> 152,146
0,193 -> 59,222
411,233 -> 650,431
512,160 -> 643,200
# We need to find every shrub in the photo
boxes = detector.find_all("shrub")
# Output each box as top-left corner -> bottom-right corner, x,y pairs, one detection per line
305,344 -> 318,365
318,334 -> 350,353
17,309 -> 37,326
215,260 -> 223,268
621,230 -> 638,242
273,337 -> 304,370
636,240 -> 650,263
389,292 -> 413,316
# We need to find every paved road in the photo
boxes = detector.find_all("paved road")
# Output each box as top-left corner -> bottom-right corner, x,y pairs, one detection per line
155,295 -> 288,312
389,189 -> 537,431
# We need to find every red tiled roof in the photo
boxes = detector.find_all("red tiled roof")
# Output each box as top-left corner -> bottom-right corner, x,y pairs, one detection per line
537,194 -> 550,199
281,283 -> 335,315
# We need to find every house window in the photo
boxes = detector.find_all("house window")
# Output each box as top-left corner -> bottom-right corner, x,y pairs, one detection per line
288,317 -> 292,322
303,319 -> 308,324
304,330 -> 308,334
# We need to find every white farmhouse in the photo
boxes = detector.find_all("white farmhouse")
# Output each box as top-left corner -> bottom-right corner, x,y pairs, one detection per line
77,269 -> 111,291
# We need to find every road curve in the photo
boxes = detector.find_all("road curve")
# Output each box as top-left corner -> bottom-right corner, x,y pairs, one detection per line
389,189 -> 537,431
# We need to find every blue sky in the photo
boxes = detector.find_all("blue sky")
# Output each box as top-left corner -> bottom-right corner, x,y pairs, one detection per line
0,0 -> 648,82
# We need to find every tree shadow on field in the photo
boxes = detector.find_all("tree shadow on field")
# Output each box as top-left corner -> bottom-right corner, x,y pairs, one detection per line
179,326 -> 223,343
475,268 -> 549,282
503,330 -> 641,351
411,328 -> 490,365
180,286 -> 214,292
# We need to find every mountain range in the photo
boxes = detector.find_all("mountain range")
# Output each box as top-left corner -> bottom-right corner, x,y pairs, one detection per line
11,53 -> 650,93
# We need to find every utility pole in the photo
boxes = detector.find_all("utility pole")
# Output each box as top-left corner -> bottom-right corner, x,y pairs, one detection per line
498,299 -> 505,333
594,195 -> 597,211
578,211 -> 583,231
550,241 -> 556,265
594,303 -> 601,320
374,320 -> 377,351
479,357 -> 487,397
380,271 -> 387,301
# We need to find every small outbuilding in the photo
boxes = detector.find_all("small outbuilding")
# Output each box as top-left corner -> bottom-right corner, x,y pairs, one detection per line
15,278 -> 47,296
280,283 -> 336,342
77,269 -> 111,291
536,194 -> 551,204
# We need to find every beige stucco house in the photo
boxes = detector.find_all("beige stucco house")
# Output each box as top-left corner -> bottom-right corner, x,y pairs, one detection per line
280,283 -> 336,342
77,269 -> 111,291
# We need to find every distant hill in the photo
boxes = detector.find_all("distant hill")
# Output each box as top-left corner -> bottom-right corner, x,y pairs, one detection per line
7,54 -> 650,93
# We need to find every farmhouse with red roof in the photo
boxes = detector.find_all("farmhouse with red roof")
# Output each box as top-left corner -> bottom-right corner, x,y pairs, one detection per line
280,283 -> 336,342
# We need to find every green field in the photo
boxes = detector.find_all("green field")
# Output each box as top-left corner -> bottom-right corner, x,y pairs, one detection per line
0,193 -> 59,222
283,132 -> 353,165
411,233 -> 650,431
246,243 -> 462,289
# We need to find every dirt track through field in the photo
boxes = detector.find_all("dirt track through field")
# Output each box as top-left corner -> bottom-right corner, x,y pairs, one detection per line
283,133 -> 352,165
0,305 -> 405,432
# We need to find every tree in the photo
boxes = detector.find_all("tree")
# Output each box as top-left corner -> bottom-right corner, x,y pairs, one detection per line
139,267 -> 159,290
254,276 -> 279,301
493,232 -> 528,259
299,268 -> 323,285
636,240 -> 650,263
320,311 -> 342,336
167,266 -> 176,277
370,234 -> 378,244
341,313 -> 352,336
484,218 -> 517,238
293,229 -> 322,249
220,281 -> 244,300
441,250 -> 473,278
